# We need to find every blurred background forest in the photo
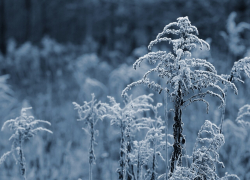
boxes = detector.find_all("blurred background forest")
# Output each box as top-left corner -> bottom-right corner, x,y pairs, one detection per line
0,0 -> 250,179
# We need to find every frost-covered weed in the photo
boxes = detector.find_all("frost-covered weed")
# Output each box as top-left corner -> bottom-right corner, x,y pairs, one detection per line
0,107 -> 52,180
104,94 -> 154,180
143,103 -> 165,180
220,120 -> 248,180
129,102 -> 166,180
225,57 -> 250,83
169,120 -> 239,180
130,140 -> 151,180
122,16 -> 237,177
73,93 -> 107,180
192,120 -> 225,179
219,56 -> 250,133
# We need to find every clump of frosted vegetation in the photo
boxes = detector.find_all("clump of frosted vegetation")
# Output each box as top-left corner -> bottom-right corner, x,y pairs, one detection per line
122,16 -> 239,178
73,94 -> 107,180
129,140 -> 152,180
192,120 -> 225,179
129,102 -> 166,180
236,104 -> 250,126
143,103 -> 166,180
168,120 -> 239,180
104,94 -> 155,180
220,57 -> 250,83
220,12 -> 250,56
0,107 -> 52,180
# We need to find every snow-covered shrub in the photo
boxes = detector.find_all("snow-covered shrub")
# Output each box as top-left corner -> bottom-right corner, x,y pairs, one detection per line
73,93 -> 107,180
144,103 -> 166,180
169,120 -> 239,180
220,119 -> 249,180
104,94 -> 154,180
129,102 -> 166,180
129,140 -> 152,180
0,107 -> 52,180
226,57 -> 250,83
192,120 -> 225,179
122,16 -> 237,177
219,56 -> 250,132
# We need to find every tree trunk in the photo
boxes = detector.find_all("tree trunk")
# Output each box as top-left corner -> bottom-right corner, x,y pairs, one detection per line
137,144 -> 140,180
41,0 -> 48,36
151,140 -> 157,180
118,122 -> 125,180
18,137 -> 26,180
25,0 -> 31,41
164,90 -> 169,180
0,0 -> 6,55
170,86 -> 184,175
126,120 -> 134,180
89,121 -> 95,180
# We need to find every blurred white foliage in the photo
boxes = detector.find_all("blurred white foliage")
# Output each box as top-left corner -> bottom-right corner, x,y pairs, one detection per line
0,74 -> 13,100
40,36 -> 66,56
220,119 -> 249,179
74,53 -> 108,100
220,12 -> 250,56
82,78 -> 107,101
236,104 -> 250,126
75,53 -> 99,74
132,46 -> 148,58
109,63 -> 149,102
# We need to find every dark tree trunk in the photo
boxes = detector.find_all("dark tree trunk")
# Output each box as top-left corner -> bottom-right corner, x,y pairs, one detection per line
118,123 -> 125,180
137,145 -> 140,180
25,0 -> 31,41
170,85 -> 184,175
0,0 -> 6,55
126,121 -> 134,180
89,121 -> 95,180
41,0 -> 48,36
151,140 -> 157,180
18,137 -> 26,180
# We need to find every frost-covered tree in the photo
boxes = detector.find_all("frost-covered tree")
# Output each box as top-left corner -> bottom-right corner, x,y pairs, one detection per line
73,94 -> 107,180
122,16 -> 237,177
0,107 -> 52,180
104,94 -> 154,180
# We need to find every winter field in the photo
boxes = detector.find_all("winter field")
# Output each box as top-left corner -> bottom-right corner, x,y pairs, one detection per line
0,1 -> 250,180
